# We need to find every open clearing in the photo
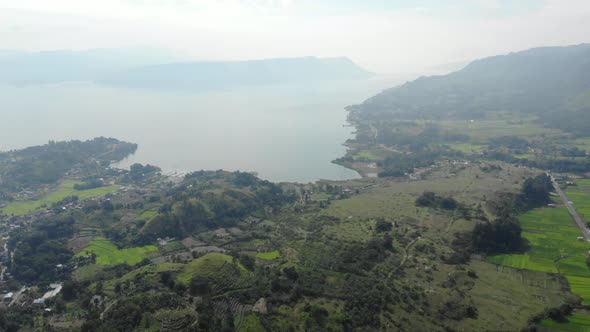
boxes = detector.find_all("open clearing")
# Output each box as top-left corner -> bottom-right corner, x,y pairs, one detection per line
255,250 -> 280,260
447,143 -> 485,154
76,237 -> 158,266
1,180 -> 119,216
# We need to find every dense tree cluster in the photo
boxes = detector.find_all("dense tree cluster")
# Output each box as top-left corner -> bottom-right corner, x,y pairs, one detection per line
415,192 -> 460,210
378,150 -> 450,177
0,137 -> 136,191
138,173 -> 294,241
471,174 -> 552,254
520,174 -> 553,208
9,214 -> 75,282
74,178 -> 104,190
471,216 -> 523,253
123,163 -> 161,182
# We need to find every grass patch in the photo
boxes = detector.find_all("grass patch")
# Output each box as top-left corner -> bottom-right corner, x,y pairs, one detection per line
310,192 -> 331,201
256,250 -> 280,260
1,180 -> 119,216
239,314 -> 265,332
72,264 -> 104,282
354,151 -> 379,161
76,237 -> 158,266
447,143 -> 485,154
541,312 -> 590,331
159,241 -> 186,255
137,209 -> 158,221
566,181 -> 590,222
352,147 -> 392,161
513,153 -> 534,159
322,218 -> 374,243
567,276 -> 590,306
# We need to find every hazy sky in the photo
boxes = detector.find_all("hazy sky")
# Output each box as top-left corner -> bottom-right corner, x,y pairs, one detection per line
1,0 -> 589,73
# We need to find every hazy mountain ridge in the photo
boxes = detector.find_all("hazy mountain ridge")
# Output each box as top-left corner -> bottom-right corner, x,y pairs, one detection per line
353,44 -> 590,128
0,48 -> 183,85
100,56 -> 373,90
0,50 -> 373,89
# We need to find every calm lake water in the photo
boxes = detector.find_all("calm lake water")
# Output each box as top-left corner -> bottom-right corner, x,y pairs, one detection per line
0,77 -> 404,182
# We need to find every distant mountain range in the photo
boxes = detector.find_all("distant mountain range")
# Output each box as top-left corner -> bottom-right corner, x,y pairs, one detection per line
0,48 -> 182,86
100,56 -> 373,90
351,43 -> 590,134
0,49 -> 373,89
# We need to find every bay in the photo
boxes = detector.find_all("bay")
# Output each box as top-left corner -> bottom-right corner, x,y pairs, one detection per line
0,76 -> 405,182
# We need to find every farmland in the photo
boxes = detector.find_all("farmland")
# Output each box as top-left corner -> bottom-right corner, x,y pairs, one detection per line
1,180 -> 119,216
488,181 -> 590,329
446,143 -> 485,154
413,117 -> 562,142
489,207 -> 590,278
76,237 -> 158,266
566,179 -> 590,221
540,311 -> 590,332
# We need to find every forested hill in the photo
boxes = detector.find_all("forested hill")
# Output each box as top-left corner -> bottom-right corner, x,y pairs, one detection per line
0,138 -> 137,191
99,56 -> 373,90
350,44 -> 590,134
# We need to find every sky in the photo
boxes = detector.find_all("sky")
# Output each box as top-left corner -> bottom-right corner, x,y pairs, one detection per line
0,0 -> 589,74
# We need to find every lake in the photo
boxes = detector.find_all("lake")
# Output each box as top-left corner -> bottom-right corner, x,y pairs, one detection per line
0,77 -> 405,182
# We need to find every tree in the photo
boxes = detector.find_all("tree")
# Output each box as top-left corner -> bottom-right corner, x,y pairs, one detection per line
472,216 -> 522,253
62,280 -> 78,301
189,278 -> 210,296
521,174 -> 553,208
375,219 -> 393,233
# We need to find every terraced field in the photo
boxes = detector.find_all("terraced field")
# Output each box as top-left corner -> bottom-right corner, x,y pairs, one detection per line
1,180 -> 120,216
76,237 -> 158,266
176,252 -> 247,284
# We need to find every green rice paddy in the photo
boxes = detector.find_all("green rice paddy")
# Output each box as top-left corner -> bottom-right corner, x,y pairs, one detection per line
489,183 -> 590,328
566,180 -> 590,221
489,207 -> 590,278
541,312 -> 590,331
76,237 -> 158,266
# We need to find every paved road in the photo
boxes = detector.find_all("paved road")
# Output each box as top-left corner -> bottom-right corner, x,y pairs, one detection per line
550,175 -> 590,241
